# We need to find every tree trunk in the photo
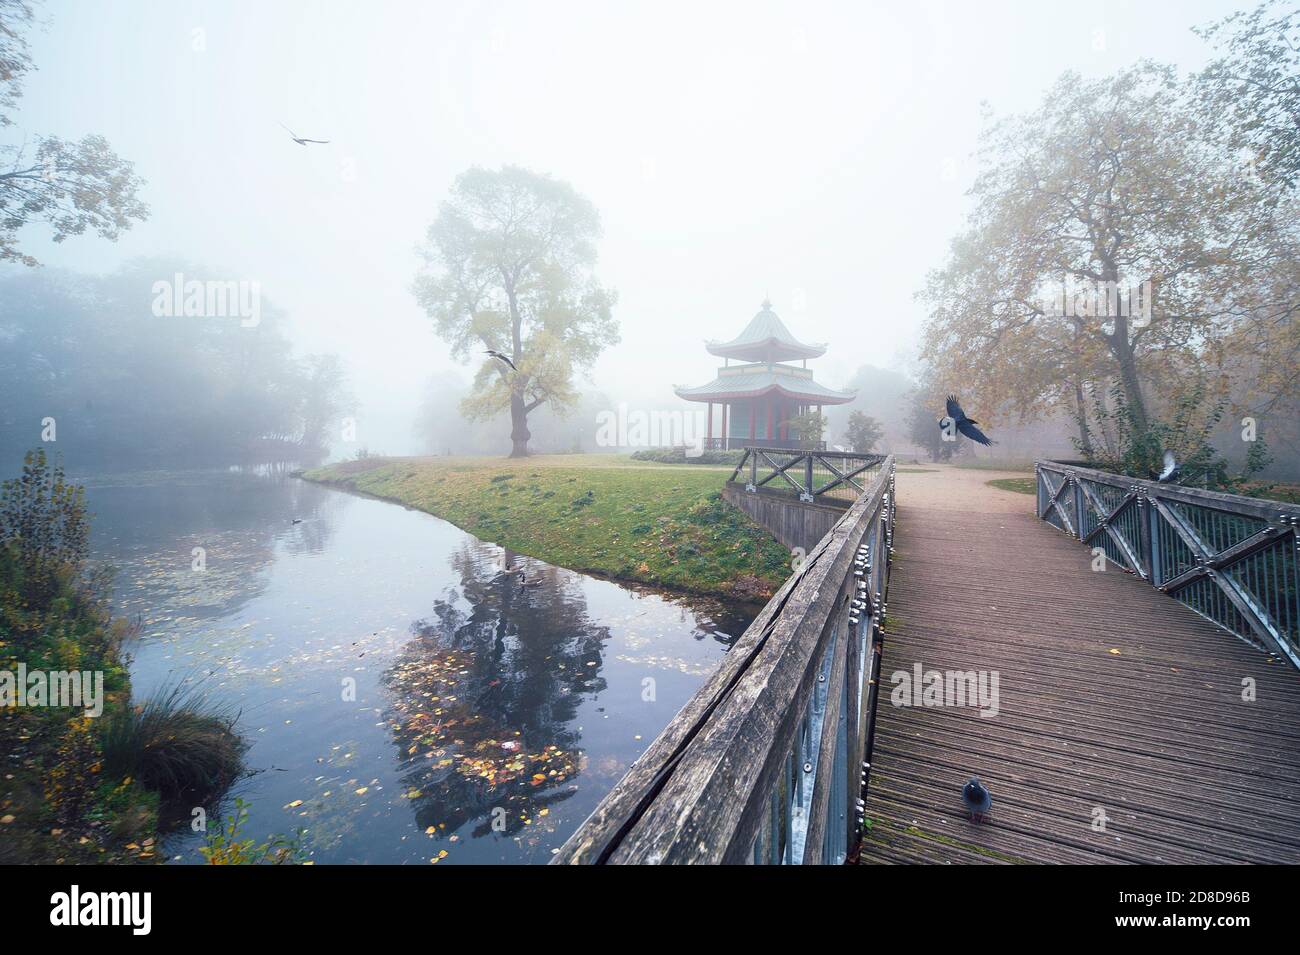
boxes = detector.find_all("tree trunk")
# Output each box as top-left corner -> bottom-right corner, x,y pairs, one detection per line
1073,378 -> 1093,456
508,389 -> 531,457
1110,323 -> 1149,431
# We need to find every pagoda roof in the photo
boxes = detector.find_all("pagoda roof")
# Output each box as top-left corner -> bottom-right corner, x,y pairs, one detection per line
675,369 -> 855,405
706,300 -> 826,361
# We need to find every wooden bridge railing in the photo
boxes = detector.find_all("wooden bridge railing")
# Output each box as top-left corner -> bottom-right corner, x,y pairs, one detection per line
553,456 -> 896,864
728,447 -> 887,507
1037,460 -> 1300,669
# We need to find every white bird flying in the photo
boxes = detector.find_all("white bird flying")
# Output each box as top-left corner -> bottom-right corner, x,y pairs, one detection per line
279,122 -> 330,146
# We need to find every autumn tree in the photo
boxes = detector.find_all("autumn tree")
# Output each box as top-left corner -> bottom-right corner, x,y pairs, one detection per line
0,0 -> 148,265
919,63 -> 1296,443
844,410 -> 883,453
785,410 -> 828,450
1195,0 -> 1300,191
1194,1 -> 1300,429
414,166 -> 619,457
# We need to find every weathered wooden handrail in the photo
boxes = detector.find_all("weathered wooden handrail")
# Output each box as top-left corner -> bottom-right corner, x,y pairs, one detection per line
1036,460 -> 1300,668
727,447 -> 886,507
553,456 -> 896,864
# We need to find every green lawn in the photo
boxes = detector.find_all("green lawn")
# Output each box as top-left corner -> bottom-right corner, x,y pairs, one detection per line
987,477 -> 1037,495
303,455 -> 793,601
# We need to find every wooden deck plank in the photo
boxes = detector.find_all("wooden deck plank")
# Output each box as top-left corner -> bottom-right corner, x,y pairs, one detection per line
859,466 -> 1300,865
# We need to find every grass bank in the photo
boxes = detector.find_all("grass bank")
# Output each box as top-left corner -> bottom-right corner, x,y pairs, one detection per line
1,451 -> 247,864
987,477 -> 1036,495
303,454 -> 793,601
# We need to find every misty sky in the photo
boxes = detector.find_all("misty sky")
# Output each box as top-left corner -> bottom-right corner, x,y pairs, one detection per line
3,0 -> 1247,452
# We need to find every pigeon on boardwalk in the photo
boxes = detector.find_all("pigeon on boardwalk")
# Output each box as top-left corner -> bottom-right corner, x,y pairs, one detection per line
485,349 -> 517,371
940,395 -> 994,446
1155,450 -> 1181,483
962,776 -> 992,823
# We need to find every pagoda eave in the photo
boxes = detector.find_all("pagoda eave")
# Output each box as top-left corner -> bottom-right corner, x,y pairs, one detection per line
705,339 -> 827,362
675,383 -> 854,405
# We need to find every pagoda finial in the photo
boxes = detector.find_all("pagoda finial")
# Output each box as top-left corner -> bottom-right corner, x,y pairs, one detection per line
761,295 -> 772,310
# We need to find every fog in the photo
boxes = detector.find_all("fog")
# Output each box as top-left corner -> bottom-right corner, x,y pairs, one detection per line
1,0 -> 1254,460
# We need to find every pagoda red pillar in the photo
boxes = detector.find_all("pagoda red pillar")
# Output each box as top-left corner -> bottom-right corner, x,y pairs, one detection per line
722,404 -> 729,449
706,402 -> 713,446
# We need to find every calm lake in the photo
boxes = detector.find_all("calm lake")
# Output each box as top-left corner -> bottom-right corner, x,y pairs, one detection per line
84,470 -> 754,864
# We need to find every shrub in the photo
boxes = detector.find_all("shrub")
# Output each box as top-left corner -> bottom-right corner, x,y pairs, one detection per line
100,681 -> 247,803
629,448 -> 745,466
1076,381 -> 1272,493
0,449 -> 92,629
199,798 -> 307,865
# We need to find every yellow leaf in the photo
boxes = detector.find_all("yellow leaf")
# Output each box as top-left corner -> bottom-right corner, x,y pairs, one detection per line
355,787 -> 369,796
285,800 -> 304,809
1108,648 -> 1121,655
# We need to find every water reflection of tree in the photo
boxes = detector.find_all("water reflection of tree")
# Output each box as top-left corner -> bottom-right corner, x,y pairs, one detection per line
382,540 -> 612,841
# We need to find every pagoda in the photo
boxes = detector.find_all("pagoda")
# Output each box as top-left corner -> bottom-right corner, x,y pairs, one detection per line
675,300 -> 855,450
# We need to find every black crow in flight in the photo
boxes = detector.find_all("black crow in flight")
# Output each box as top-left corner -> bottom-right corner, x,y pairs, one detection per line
485,350 -> 517,371
941,395 -> 994,446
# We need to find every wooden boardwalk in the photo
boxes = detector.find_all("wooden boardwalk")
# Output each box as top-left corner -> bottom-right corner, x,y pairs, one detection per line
860,466 -> 1300,865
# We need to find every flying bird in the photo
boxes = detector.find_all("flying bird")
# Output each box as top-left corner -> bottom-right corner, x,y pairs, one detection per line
1155,450 -> 1181,484
940,395 -> 995,446
485,350 -> 517,371
962,776 -> 992,823
279,123 -> 329,146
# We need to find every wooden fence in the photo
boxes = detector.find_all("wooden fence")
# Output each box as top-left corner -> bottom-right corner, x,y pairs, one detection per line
728,447 -> 887,507
553,456 -> 896,864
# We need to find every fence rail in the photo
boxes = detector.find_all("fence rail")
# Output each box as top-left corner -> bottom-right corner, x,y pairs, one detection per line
728,447 -> 887,507
703,437 -> 826,452
1036,460 -> 1300,668
553,456 -> 896,864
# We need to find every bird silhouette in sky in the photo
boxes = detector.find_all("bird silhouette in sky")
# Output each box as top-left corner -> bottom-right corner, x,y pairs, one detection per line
962,776 -> 992,823
485,349 -> 517,371
940,395 -> 995,446
1155,450 -> 1182,483
279,122 -> 329,146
